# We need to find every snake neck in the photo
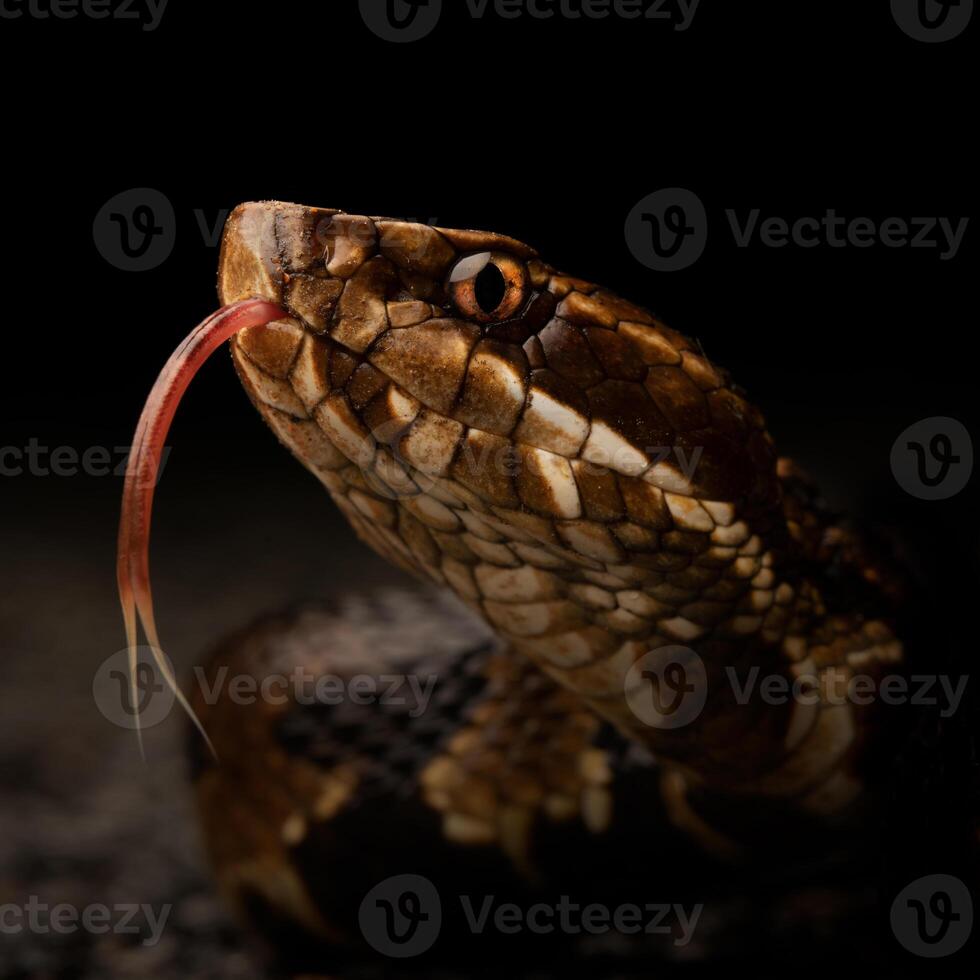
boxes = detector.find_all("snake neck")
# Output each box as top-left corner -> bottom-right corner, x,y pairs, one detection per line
232,320 -> 903,815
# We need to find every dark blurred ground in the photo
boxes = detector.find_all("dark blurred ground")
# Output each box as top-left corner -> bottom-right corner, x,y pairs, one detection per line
0,445 -> 407,979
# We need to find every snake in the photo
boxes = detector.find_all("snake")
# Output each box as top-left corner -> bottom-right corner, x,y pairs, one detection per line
117,201 -> 918,967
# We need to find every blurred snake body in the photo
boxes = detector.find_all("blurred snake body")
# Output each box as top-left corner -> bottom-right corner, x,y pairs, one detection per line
120,201 -> 907,950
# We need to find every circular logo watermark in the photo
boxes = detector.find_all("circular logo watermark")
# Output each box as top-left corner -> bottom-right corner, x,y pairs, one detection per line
93,646 -> 176,730
891,0 -> 973,42
359,874 -> 442,957
359,0 -> 442,42
625,188 -> 708,272
891,874 -> 973,957
625,645 -> 707,729
93,188 -> 176,272
890,416 -> 972,500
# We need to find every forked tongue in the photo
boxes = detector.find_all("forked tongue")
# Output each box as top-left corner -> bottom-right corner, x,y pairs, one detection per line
117,298 -> 287,758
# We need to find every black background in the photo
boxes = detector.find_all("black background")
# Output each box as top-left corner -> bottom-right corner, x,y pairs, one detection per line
0,0 -> 977,975
5,0 -> 974,647
6,2 -> 975,482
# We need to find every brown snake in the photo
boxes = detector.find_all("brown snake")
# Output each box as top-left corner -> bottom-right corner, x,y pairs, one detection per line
118,200 -> 910,949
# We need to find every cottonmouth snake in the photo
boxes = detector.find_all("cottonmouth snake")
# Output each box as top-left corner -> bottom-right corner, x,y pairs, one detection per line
117,202 -> 973,971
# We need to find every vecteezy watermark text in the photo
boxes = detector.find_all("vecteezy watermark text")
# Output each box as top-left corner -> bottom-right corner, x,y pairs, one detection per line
457,894 -> 702,940
0,897 -> 171,947
460,0 -> 700,28
93,646 -> 439,731
358,0 -> 699,43
726,209 -> 969,260
192,665 -> 437,715
727,666 -> 969,719
358,874 -> 703,957
625,646 -> 970,729
626,188 -> 970,271
94,187 -> 441,272
0,0 -> 168,31
0,441 -> 168,479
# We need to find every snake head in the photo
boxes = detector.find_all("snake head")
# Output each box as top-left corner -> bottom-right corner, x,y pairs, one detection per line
219,202 -> 778,544
119,202 -> 884,805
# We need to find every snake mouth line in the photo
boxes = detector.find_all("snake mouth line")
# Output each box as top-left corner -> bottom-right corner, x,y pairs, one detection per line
116,297 -> 288,757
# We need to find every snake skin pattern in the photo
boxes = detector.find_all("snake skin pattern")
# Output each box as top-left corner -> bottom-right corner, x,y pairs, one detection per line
190,590 -> 675,954
212,201 -> 905,850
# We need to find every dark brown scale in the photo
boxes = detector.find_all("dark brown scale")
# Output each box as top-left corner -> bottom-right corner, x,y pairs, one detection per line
644,364 -> 713,431
587,379 -> 674,450
328,348 -> 359,389
537,317 -> 606,388
526,366 -> 590,417
572,460 -> 626,522
616,473 -> 674,529
345,362 -> 387,410
452,429 -> 521,508
585,325 -> 648,382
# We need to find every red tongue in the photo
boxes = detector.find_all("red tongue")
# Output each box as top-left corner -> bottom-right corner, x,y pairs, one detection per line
117,298 -> 287,757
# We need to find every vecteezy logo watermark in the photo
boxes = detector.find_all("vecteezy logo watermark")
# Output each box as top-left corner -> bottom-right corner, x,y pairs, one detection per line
94,647 -> 439,730
891,874 -> 973,957
624,646 -> 707,729
626,189 -> 970,271
0,897 -> 172,947
359,0 -> 699,42
624,650 -> 969,729
93,647 -> 177,731
360,875 -> 442,957
891,0 -> 973,42
359,875 -> 703,957
0,0 -> 169,30
94,196 -> 440,272
93,188 -> 176,272
891,417 -> 973,500
624,188 -> 709,272
359,0 -> 443,42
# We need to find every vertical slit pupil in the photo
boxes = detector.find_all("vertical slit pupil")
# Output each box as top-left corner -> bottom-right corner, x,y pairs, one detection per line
474,262 -> 507,315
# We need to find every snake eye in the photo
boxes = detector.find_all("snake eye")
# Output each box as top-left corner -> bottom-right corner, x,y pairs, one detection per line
448,252 -> 528,324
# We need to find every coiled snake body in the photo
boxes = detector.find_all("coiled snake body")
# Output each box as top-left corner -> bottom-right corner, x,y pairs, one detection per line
123,201 -> 911,962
